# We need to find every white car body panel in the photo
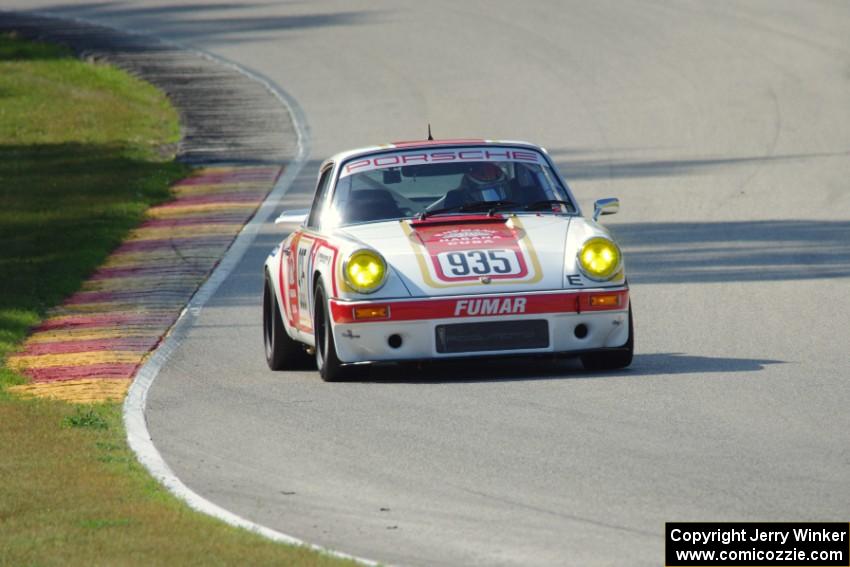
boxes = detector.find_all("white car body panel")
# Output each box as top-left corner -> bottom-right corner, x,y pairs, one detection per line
264,140 -> 630,364
337,215 -> 576,298
329,290 -> 630,363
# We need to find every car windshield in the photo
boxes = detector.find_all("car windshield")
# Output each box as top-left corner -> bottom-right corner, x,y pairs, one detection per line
328,148 -> 575,226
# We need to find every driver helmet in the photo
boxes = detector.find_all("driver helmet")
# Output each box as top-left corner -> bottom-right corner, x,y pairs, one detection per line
462,162 -> 509,202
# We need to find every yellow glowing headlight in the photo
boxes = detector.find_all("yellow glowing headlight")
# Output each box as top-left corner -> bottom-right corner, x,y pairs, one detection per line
578,237 -> 622,281
344,249 -> 387,293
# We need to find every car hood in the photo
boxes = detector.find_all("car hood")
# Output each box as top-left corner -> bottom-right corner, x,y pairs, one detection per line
337,214 -> 572,297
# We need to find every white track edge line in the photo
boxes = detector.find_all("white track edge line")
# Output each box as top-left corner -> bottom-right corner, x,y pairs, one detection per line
22,10 -> 378,566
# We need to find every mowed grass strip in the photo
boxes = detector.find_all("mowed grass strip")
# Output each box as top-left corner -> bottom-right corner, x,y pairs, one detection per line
1,403 -> 358,566
0,34 -> 356,566
0,32 -> 185,381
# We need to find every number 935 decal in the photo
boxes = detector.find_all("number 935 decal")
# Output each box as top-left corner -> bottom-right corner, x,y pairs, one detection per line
402,217 -> 541,287
437,249 -> 521,278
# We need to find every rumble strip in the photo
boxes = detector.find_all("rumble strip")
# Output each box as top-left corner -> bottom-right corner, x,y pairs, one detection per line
7,167 -> 282,402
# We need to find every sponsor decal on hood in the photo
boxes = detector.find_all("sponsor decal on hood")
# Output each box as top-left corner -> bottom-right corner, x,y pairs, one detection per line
401,216 -> 543,288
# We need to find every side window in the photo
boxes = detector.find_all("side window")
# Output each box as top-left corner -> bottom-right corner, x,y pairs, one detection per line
307,167 -> 333,229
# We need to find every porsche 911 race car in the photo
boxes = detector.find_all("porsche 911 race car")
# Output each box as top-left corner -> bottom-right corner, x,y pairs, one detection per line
263,139 -> 633,381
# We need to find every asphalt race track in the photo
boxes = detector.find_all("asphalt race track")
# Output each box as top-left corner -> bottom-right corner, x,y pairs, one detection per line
6,2 -> 850,565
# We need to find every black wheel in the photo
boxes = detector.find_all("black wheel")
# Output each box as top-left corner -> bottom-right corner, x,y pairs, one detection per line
313,283 -> 363,381
263,273 -> 309,370
580,304 -> 634,371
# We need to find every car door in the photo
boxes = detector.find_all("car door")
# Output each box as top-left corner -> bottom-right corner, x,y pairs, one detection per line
293,165 -> 334,332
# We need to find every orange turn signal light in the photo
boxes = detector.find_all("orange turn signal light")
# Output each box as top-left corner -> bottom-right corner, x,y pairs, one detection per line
589,294 -> 619,307
353,306 -> 390,320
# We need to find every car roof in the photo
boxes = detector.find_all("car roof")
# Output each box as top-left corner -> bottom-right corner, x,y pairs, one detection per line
320,139 -> 547,171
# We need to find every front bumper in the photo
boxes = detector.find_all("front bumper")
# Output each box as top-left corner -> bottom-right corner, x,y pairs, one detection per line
329,288 -> 630,363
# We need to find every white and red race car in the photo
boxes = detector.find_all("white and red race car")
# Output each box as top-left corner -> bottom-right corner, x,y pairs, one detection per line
263,139 -> 632,381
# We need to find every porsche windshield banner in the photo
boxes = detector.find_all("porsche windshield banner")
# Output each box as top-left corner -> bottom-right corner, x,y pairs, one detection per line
340,148 -> 544,178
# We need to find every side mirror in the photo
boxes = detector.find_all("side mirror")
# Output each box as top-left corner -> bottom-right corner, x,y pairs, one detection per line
592,198 -> 619,221
274,209 -> 309,227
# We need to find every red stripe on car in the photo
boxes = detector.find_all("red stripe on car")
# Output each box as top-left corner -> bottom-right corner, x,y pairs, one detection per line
329,290 -> 628,324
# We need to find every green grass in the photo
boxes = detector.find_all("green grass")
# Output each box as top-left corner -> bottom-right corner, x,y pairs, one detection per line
63,406 -> 110,430
0,33 -> 357,566
0,33 -> 185,383
1,401 -> 358,566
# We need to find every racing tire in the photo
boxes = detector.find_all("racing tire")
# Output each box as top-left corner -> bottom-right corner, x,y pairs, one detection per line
580,304 -> 634,371
314,283 -> 363,382
263,274 -> 309,370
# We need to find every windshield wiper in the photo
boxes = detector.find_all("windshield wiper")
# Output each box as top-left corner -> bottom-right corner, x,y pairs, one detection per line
418,204 -> 461,220
419,200 -> 519,220
461,200 -> 519,216
524,199 -> 574,212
